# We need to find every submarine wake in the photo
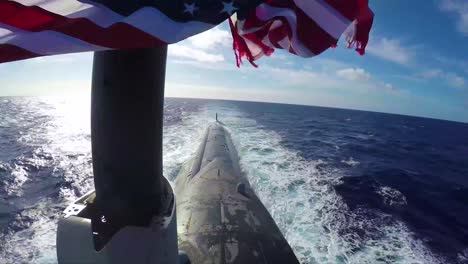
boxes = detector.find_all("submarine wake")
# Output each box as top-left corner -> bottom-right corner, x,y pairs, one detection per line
188,103 -> 443,264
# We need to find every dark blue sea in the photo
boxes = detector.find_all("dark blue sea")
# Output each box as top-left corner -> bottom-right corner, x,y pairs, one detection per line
0,96 -> 467,263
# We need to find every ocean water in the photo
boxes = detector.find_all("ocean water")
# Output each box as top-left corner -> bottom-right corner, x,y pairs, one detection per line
0,96 -> 467,264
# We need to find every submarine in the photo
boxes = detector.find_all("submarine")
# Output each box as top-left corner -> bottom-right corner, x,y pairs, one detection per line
55,48 -> 299,263
175,122 -> 299,263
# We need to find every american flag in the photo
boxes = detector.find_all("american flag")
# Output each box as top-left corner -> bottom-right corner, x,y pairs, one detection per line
0,0 -> 373,66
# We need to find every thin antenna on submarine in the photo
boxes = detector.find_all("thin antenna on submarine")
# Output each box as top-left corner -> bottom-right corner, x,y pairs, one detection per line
216,113 -> 218,122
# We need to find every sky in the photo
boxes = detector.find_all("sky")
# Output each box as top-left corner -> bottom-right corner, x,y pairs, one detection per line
0,0 -> 467,123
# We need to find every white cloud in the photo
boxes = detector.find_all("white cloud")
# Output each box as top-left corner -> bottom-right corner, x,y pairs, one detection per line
336,68 -> 371,82
270,54 -> 288,60
446,73 -> 466,88
169,44 -> 225,63
439,0 -> 468,36
168,51 -> 405,98
27,52 -> 92,64
261,66 -> 344,89
165,69 -> 412,118
188,27 -> 231,50
168,27 -> 231,63
415,69 -> 466,89
169,59 -> 234,71
417,69 -> 443,79
384,83 -> 394,90
434,55 -> 468,76
258,65 -> 405,97
366,38 -> 413,65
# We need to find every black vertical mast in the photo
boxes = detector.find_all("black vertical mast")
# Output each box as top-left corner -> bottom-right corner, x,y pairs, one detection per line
90,47 -> 169,242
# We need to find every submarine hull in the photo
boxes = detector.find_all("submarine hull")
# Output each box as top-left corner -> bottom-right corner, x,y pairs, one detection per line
175,123 -> 299,264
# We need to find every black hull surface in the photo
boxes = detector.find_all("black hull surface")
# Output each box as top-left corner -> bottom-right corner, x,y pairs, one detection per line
175,123 -> 299,264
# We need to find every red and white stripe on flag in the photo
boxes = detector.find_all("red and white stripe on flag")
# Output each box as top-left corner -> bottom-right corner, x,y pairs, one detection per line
230,0 -> 374,67
0,0 -> 215,63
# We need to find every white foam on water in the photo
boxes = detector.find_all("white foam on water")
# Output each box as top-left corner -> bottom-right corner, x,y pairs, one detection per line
376,186 -> 407,208
1,97 -> 94,263
163,110 -> 207,181
458,249 -> 468,263
340,157 -> 360,167
5,164 -> 29,197
1,200 -> 60,263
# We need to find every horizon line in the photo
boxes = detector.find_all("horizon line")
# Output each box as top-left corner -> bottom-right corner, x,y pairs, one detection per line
1,94 -> 467,124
